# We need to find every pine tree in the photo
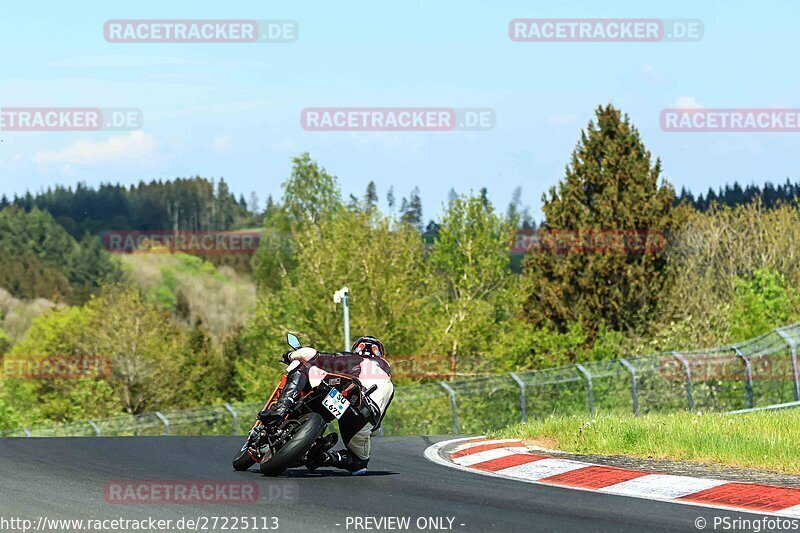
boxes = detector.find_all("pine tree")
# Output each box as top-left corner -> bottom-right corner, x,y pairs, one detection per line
524,104 -> 676,336
479,187 -> 489,209
264,195 -> 276,217
365,181 -> 378,211
248,192 -> 260,215
387,186 -> 396,218
400,187 -> 424,231
448,188 -> 458,204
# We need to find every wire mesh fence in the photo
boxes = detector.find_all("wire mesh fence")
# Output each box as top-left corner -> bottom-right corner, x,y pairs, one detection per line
4,323 -> 800,438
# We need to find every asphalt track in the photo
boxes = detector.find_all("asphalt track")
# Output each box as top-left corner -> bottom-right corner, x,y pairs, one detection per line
0,436 -> 771,532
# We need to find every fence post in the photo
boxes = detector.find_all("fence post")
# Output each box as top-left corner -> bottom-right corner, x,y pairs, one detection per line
439,381 -> 459,435
775,329 -> 800,401
88,420 -> 101,437
618,358 -> 638,416
154,411 -> 170,436
574,364 -> 594,416
223,403 -> 238,436
509,372 -> 526,422
671,352 -> 694,411
732,347 -> 754,409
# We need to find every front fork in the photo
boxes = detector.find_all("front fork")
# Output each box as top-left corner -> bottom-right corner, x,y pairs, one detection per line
244,375 -> 289,463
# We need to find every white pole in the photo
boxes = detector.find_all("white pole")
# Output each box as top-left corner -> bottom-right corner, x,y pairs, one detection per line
343,291 -> 351,351
333,287 -> 351,352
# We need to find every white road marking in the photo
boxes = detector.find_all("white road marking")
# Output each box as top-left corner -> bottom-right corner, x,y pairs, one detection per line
452,447 -> 527,467
777,504 -> 800,518
599,474 -> 727,499
451,438 -> 523,455
423,437 -> 789,518
496,457 -> 588,479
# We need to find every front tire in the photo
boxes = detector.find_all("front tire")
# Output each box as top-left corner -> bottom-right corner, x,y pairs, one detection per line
233,440 -> 256,471
259,413 -> 326,476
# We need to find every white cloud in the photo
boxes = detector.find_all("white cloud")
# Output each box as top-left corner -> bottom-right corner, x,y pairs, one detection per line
212,135 -> 233,153
675,96 -> 704,109
546,113 -> 578,126
34,131 -> 158,167
638,64 -> 666,81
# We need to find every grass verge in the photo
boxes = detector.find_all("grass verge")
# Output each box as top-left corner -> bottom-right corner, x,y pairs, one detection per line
491,410 -> 800,475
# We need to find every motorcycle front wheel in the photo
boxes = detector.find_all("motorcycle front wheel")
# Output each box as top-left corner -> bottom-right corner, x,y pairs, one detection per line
259,413 -> 326,476
232,438 -> 257,471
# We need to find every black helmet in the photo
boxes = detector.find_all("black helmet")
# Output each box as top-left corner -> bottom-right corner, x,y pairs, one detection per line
351,336 -> 386,358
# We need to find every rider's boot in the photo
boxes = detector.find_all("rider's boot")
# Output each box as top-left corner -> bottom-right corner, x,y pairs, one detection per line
305,433 -> 339,471
258,368 -> 307,424
315,449 -> 369,476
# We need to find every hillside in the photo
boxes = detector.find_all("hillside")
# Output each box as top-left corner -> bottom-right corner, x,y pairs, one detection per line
120,252 -> 256,339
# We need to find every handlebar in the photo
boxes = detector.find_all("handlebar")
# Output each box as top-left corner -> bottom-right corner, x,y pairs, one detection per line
365,384 -> 378,397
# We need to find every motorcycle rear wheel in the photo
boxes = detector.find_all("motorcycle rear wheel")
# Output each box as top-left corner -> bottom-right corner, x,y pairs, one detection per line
259,413 -> 326,476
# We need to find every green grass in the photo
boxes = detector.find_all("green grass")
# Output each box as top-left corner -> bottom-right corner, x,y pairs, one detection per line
491,410 -> 800,474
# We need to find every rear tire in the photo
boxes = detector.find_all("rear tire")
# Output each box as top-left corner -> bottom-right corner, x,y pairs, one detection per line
259,413 -> 326,476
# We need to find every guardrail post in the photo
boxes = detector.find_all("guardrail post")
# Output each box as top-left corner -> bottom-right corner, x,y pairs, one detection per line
88,420 -> 101,437
618,358 -> 638,416
223,403 -> 238,436
775,329 -> 800,401
732,348 -> 754,409
509,372 -> 526,422
22,428 -> 31,438
671,352 -> 694,411
439,381 -> 459,435
574,364 -> 594,416
154,411 -> 170,436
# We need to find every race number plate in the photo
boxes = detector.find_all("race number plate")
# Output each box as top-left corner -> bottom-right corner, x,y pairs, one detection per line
322,388 -> 350,419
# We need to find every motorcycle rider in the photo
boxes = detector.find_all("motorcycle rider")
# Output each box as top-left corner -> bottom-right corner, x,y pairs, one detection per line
258,336 -> 394,475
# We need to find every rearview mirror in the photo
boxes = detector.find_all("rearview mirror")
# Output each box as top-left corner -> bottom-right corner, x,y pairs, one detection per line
287,333 -> 302,350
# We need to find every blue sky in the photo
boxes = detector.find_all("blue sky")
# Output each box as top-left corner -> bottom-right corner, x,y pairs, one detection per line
1,0 -> 798,220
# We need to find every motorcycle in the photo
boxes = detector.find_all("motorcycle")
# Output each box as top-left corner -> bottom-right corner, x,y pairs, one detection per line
232,333 -> 378,476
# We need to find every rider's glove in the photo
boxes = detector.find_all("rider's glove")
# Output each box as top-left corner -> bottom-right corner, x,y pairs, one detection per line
281,351 -> 293,365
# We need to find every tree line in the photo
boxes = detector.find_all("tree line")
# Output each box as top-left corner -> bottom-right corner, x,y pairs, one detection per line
1,177 -> 261,239
675,179 -> 800,212
0,207 -> 120,304
4,104 -> 800,429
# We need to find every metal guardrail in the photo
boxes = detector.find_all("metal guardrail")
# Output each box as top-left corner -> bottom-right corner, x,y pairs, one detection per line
5,323 -> 800,438
726,400 -> 800,415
